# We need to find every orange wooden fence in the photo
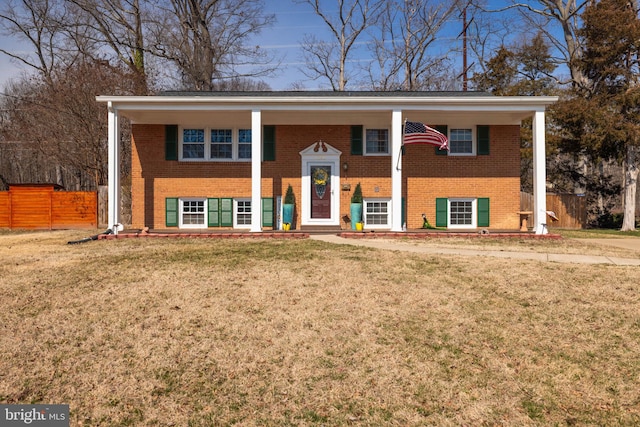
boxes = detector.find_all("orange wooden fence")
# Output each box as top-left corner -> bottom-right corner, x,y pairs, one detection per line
0,184 -> 97,229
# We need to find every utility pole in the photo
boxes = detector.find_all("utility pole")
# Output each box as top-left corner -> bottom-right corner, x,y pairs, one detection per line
462,6 -> 468,91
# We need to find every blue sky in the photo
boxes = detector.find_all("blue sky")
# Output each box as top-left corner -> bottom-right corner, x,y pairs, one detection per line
257,0 -> 464,90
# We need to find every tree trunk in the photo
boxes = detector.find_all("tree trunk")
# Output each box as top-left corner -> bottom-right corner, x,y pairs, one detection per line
621,145 -> 639,231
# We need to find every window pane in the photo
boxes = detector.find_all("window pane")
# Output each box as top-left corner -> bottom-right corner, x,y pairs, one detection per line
365,129 -> 389,154
237,200 -> 252,225
238,129 -> 252,159
238,129 -> 252,142
450,200 -> 473,225
449,129 -> 473,154
183,129 -> 205,159
210,129 -> 233,159
365,201 -> 389,225
182,200 -> 205,225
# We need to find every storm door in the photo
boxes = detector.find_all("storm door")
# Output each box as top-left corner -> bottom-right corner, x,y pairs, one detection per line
300,142 -> 341,227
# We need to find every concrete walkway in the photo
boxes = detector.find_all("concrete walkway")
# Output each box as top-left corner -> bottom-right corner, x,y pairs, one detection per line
310,235 -> 640,266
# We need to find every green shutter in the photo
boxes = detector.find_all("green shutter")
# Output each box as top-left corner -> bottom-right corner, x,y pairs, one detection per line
262,197 -> 274,227
477,198 -> 490,227
435,198 -> 448,227
165,125 -> 178,160
401,197 -> 406,226
166,197 -> 178,227
351,125 -> 363,155
477,125 -> 490,155
435,125 -> 448,156
263,125 -> 275,161
208,198 -> 220,227
220,198 -> 233,227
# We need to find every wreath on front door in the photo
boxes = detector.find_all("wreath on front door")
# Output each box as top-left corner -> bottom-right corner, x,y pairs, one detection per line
313,168 -> 328,186
313,168 -> 329,199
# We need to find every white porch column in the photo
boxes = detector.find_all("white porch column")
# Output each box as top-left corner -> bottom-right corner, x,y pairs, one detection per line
107,102 -> 120,234
251,109 -> 262,232
391,110 -> 403,232
532,110 -> 548,234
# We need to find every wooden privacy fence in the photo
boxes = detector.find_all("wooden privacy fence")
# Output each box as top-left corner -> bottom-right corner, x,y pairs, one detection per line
520,192 -> 586,229
0,184 -> 97,229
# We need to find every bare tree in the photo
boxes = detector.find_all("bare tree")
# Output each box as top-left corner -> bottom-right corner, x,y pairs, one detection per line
0,61 -> 135,190
470,0 -> 590,89
148,0 -> 277,91
0,0 -> 69,86
297,0 -> 384,91
66,0 -> 149,94
367,0 -> 463,91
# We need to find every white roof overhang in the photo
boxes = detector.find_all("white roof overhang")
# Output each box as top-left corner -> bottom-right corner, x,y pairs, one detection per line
96,94 -> 558,126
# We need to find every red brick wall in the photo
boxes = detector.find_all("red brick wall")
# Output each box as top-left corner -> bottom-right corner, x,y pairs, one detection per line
131,124 -> 521,230
403,125 -> 521,229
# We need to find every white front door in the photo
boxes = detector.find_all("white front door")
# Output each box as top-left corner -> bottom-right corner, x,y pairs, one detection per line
300,142 -> 341,226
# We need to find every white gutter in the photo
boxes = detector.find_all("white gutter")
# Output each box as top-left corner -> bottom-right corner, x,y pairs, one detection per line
96,95 -> 558,110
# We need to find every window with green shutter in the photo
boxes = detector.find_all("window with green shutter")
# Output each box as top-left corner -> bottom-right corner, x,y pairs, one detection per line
435,198 -> 448,227
166,197 -> 178,226
477,197 -> 490,227
477,125 -> 490,155
263,125 -> 276,161
262,197 -> 274,227
165,125 -> 178,160
350,125 -> 363,155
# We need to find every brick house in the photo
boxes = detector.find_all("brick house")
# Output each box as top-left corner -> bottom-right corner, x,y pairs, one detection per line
97,91 -> 557,234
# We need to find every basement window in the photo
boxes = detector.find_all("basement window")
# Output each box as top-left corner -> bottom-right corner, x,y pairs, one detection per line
234,199 -> 252,228
180,199 -> 206,228
364,199 -> 390,228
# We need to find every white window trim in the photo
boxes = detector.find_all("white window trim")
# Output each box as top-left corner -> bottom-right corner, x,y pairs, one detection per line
448,198 -> 477,229
446,127 -> 476,157
179,198 -> 207,229
179,127 -> 252,162
364,127 -> 390,156
233,198 -> 252,229
363,198 -> 391,229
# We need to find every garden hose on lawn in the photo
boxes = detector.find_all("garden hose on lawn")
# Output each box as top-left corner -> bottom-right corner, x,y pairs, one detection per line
67,228 -> 113,244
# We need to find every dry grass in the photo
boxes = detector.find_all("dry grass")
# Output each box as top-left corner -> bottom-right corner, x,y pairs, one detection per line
384,234 -> 640,259
1,230 -> 639,426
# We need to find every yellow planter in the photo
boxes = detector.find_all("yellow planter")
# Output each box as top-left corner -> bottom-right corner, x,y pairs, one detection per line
283,223 -> 291,231
355,222 -> 363,231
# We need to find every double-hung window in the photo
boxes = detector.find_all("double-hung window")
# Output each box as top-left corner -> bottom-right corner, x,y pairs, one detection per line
180,127 -> 252,161
435,197 -> 489,229
234,199 -> 252,228
238,129 -> 252,159
182,129 -> 205,159
449,129 -> 474,155
449,199 -> 475,228
210,129 -> 233,159
365,129 -> 389,155
180,199 -> 207,228
364,199 -> 390,228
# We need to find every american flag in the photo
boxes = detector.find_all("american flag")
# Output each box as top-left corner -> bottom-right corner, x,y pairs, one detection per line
403,120 -> 449,150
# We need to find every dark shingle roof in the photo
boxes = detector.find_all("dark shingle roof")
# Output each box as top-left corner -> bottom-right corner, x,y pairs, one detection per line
158,90 -> 493,98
